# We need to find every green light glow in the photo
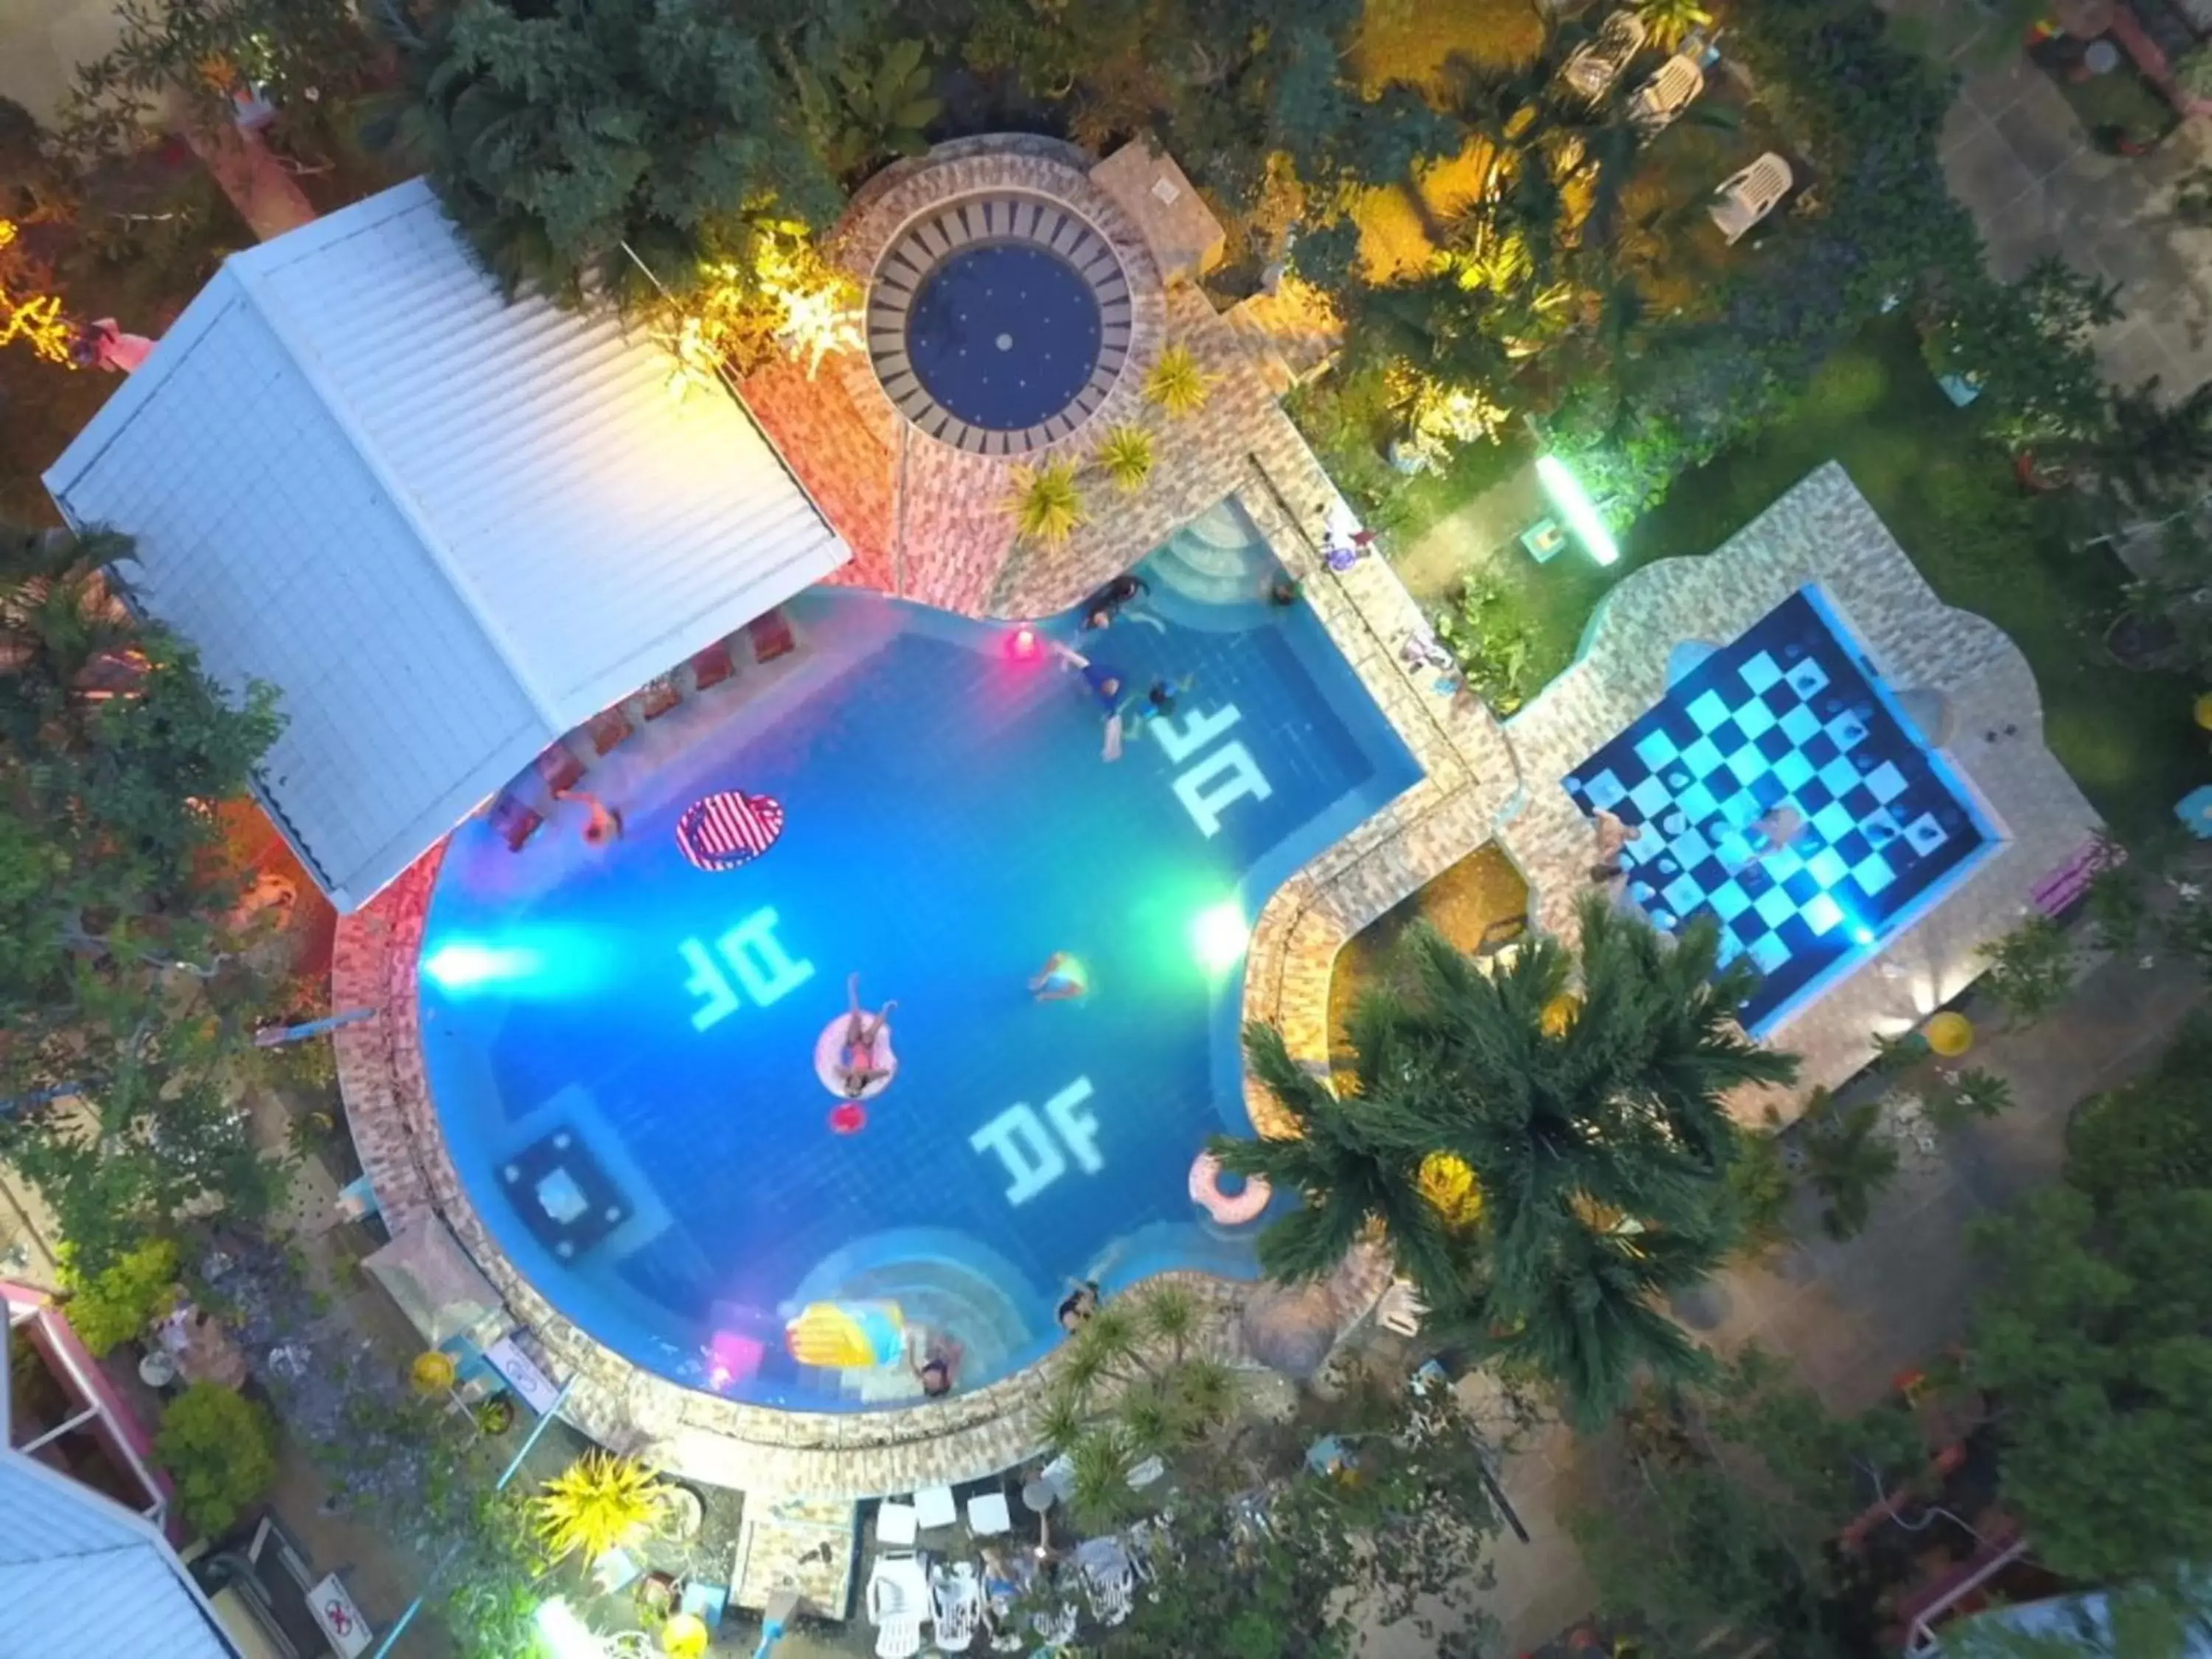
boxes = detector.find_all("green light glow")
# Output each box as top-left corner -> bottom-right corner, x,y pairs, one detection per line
1536,454 -> 1619,566
1191,900 -> 1249,974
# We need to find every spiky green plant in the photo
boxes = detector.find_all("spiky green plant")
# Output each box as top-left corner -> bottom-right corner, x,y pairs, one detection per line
1638,0 -> 1714,50
1143,345 -> 1213,417
533,1451 -> 668,1563
1093,423 -> 1155,491
1005,459 -> 1086,546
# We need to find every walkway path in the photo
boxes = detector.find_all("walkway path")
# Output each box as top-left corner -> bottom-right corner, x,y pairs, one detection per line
1917,10 -> 2212,390
1437,919 -> 2211,1653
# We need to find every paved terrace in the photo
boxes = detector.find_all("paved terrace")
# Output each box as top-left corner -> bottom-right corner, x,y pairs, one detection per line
333,139 -> 2096,1506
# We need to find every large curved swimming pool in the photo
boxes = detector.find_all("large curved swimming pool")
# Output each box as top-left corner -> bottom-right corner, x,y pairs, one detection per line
418,504 -> 1419,1411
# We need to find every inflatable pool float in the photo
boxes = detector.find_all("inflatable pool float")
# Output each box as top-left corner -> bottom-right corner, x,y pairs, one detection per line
815,1014 -> 897,1099
677,790 -> 785,871
785,1300 -> 906,1369
1189,1150 -> 1271,1226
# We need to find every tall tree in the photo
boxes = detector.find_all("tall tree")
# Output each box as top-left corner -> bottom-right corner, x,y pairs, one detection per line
0,523 -> 285,1270
1215,1016 -> 1464,1293
1223,897 -> 1795,1425
1102,1369 -> 1508,1659
398,0 -> 851,306
1967,1183 -> 2212,1590
1573,1348 -> 1923,1658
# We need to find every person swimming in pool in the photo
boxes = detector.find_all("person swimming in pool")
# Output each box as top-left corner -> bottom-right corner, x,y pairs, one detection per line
1079,572 -> 1152,631
1030,953 -> 1089,1002
840,973 -> 895,1093
909,1329 -> 961,1397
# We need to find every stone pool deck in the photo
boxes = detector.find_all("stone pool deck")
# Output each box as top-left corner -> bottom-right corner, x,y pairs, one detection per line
334,136 -> 2101,1509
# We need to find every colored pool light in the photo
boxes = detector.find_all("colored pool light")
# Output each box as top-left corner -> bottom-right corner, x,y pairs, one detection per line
1192,900 -> 1250,974
1009,623 -> 1040,660
1535,454 -> 1620,566
422,940 -> 538,991
532,1598 -> 602,1658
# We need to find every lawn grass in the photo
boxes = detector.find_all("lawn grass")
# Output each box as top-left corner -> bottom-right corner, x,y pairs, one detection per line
1507,315 -> 2202,839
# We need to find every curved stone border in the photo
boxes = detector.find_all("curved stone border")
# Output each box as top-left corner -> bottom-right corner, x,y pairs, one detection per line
867,191 -> 1133,454
831,143 -> 1168,463
334,838 -> 1392,1498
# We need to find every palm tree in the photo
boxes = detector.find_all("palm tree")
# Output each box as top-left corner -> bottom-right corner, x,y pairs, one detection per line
1224,896 -> 1795,1424
0,521 -> 136,689
1638,0 -> 1714,52
1214,1016 -> 1464,1293
1443,1214 -> 1726,1426
1399,895 -> 1796,1287
1037,1281 -> 1243,1531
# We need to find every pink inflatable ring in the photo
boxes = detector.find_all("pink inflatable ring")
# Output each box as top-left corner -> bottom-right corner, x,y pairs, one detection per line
815,1015 -> 896,1099
1189,1151 -> 1270,1226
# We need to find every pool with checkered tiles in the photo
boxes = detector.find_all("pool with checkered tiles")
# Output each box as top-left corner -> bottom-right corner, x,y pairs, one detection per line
1562,587 -> 1993,1033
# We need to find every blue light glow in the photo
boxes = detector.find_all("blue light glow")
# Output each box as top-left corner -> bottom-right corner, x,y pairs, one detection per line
422,940 -> 540,990
1537,455 -> 1620,566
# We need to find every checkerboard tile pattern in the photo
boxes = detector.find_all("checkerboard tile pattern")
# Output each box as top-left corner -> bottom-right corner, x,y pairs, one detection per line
1563,591 -> 1992,1029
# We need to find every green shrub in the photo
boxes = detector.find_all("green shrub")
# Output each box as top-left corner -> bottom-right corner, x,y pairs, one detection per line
61,1239 -> 180,1357
2066,1016 -> 2212,1205
1978,915 -> 2074,1028
156,1382 -> 278,1537
1923,1067 -> 2016,1134
1433,576 -> 1536,714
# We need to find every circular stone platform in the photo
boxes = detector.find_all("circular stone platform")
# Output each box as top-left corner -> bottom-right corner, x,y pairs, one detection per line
844,146 -> 1164,460
869,193 -> 1130,451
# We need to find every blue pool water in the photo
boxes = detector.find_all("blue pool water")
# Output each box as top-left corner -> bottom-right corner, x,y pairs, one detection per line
905,243 -> 1102,431
1562,587 -> 1994,1033
420,508 -> 1418,1410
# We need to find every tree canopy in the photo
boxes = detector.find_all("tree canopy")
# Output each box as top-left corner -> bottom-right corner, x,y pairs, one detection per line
398,0 -> 854,305
1573,1348 -> 1923,1658
0,523 -> 285,1270
1222,897 -> 1795,1425
1967,1182 -> 2212,1589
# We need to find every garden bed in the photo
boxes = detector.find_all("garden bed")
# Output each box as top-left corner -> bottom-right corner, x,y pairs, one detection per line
2028,30 -> 2181,148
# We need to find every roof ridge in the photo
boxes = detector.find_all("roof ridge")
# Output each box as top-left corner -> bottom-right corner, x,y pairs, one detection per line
228,185 -> 566,731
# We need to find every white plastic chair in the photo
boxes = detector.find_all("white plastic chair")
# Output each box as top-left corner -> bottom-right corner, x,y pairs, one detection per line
1708,153 -> 1795,245
868,1552 -> 931,1659
1627,52 -> 1705,136
931,1561 -> 981,1653
1561,10 -> 1646,100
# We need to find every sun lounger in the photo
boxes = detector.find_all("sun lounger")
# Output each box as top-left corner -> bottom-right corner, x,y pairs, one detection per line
867,1551 -> 930,1659
689,639 -> 734,692
1708,153 -> 1794,245
535,741 -> 585,793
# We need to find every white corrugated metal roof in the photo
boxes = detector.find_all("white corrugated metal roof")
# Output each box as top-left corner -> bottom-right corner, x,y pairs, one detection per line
44,178 -> 849,910
0,1453 -> 237,1658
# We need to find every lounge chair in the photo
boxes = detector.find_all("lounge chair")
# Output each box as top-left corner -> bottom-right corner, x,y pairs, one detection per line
535,741 -> 585,793
585,706 -> 633,755
689,639 -> 735,692
1708,153 -> 1794,245
637,674 -> 681,720
866,1551 -> 930,1659
931,1562 -> 982,1653
1560,11 -> 1646,102
749,608 -> 796,663
1627,52 -> 1704,136
491,796 -> 541,852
